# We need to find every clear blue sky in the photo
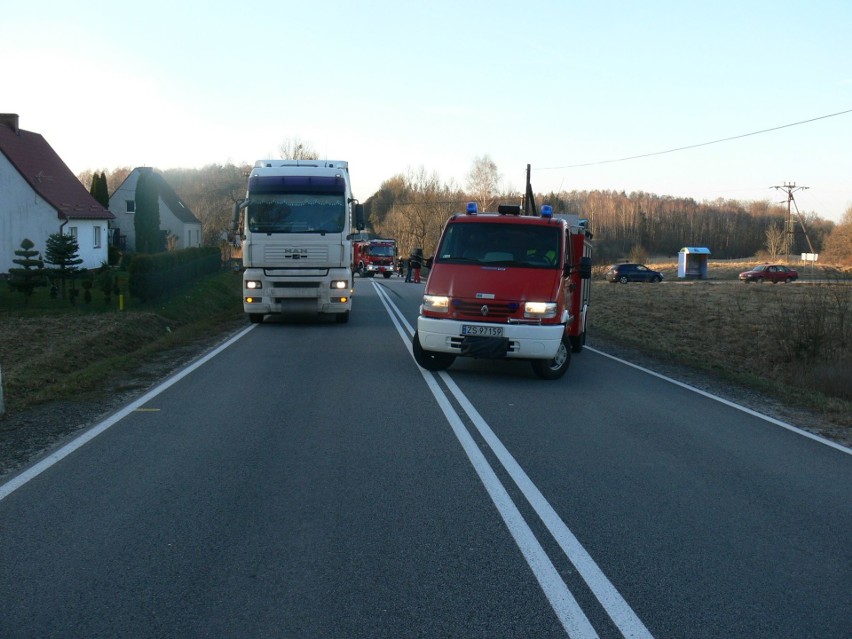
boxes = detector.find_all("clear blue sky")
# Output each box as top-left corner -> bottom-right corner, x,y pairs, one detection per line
3,0 -> 850,221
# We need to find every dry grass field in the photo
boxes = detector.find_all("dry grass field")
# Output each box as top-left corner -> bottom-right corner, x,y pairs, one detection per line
590,259 -> 852,433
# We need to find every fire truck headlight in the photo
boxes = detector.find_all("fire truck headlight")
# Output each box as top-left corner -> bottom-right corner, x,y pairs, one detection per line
330,280 -> 348,289
245,280 -> 262,289
423,294 -> 450,313
524,302 -> 557,318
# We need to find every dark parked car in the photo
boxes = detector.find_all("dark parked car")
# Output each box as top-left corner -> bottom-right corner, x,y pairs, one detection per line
738,264 -> 798,283
606,263 -> 664,283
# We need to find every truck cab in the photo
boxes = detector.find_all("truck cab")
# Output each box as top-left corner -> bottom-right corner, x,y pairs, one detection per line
413,203 -> 591,379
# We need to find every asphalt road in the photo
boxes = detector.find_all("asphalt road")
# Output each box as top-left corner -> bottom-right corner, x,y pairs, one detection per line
1,278 -> 850,638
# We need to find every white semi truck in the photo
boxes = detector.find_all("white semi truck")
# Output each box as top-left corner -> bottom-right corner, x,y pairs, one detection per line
233,160 -> 364,324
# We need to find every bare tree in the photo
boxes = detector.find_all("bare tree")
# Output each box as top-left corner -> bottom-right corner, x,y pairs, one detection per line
465,155 -> 501,213
278,137 -> 319,160
765,222 -> 785,259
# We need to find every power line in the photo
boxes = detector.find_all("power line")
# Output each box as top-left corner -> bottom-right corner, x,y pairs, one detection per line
535,108 -> 852,170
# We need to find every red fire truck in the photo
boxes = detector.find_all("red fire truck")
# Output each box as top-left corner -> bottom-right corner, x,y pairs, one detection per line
413,202 -> 592,379
353,238 -> 398,278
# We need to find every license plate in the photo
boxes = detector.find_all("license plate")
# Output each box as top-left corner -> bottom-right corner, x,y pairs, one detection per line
461,325 -> 503,337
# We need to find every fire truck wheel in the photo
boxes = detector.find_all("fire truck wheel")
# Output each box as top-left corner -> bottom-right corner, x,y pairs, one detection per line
531,335 -> 571,379
383,272 -> 392,279
413,331 -> 455,371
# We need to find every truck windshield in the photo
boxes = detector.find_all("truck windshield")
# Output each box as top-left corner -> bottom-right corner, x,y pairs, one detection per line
436,223 -> 561,268
369,246 -> 395,257
247,194 -> 345,234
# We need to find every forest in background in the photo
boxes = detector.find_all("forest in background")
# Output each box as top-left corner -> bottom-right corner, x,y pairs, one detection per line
78,159 -> 851,266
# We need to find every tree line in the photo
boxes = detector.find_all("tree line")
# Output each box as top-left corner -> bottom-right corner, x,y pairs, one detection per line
78,156 -> 851,266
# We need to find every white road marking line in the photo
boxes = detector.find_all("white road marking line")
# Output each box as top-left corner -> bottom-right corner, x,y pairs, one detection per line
586,347 -> 851,455
0,325 -> 257,502
373,282 -> 602,638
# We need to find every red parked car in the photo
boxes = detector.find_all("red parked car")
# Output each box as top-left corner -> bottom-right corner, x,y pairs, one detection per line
738,264 -> 798,283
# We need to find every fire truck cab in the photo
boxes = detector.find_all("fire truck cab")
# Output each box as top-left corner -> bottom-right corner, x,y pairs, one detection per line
413,203 -> 592,379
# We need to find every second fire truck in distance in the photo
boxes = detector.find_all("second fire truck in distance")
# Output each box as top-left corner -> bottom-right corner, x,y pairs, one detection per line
354,238 -> 398,278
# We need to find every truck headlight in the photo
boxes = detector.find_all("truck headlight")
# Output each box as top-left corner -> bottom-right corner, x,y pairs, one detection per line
423,294 -> 450,313
245,280 -> 262,289
330,280 -> 348,289
524,301 -> 557,318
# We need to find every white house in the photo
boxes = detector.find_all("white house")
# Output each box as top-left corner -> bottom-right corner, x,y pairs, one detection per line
0,114 -> 114,273
109,168 -> 202,252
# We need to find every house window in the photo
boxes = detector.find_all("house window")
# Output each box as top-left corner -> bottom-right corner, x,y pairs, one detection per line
94,226 -> 102,248
126,200 -> 135,213
68,226 -> 78,239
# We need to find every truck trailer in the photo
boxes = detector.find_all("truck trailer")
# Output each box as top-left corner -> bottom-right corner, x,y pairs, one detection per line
233,160 -> 364,324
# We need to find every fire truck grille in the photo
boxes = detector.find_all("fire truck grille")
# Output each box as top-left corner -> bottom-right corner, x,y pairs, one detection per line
452,300 -> 517,320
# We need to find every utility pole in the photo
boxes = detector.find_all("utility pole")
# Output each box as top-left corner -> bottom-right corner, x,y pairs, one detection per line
772,182 -> 808,263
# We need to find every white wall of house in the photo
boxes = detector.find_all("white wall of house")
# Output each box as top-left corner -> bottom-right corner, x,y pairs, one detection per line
109,175 -> 139,252
0,153 -> 110,272
160,208 -> 202,249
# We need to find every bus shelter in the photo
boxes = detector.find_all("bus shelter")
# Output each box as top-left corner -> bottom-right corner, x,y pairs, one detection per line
678,247 -> 711,279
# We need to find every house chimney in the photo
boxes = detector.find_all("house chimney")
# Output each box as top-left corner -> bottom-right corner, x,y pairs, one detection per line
0,113 -> 20,134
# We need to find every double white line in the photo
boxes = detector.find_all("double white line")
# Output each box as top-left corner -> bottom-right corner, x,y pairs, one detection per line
372,281 -> 653,639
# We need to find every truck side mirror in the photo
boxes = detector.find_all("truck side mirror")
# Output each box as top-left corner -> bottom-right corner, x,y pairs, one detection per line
354,204 -> 365,231
579,256 -> 592,279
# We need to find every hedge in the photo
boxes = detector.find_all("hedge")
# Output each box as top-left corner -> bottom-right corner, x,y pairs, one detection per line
128,247 -> 221,302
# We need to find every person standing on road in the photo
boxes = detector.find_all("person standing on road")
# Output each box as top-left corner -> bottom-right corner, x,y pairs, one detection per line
410,252 -> 422,283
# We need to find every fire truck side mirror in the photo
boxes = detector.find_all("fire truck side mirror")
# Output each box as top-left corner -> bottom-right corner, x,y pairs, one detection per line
579,256 -> 592,279
354,204 -> 365,231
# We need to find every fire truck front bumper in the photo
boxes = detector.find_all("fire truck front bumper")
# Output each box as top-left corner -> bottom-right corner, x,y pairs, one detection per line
416,317 -> 565,360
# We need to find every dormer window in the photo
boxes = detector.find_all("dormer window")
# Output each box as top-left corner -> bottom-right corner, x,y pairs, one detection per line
126,200 -> 135,213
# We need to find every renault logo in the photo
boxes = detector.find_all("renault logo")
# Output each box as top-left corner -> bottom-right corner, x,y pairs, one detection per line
480,305 -> 489,316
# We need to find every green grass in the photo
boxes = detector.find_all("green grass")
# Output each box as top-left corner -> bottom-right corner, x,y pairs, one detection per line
0,270 -> 245,411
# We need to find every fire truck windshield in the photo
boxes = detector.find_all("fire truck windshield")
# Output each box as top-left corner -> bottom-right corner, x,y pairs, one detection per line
247,194 -> 346,234
436,223 -> 560,267
368,245 -> 395,257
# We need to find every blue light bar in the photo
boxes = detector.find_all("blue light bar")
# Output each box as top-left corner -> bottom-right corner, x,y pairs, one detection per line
541,205 -> 553,218
466,202 -> 478,215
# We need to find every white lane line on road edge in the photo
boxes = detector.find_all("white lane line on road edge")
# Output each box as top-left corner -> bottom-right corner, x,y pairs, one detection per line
0,325 -> 257,502
373,282 -> 652,638
586,346 -> 851,455
372,282 -> 599,638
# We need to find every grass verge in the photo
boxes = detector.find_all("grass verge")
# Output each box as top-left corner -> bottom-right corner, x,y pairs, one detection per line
0,270 -> 245,412
590,260 -> 852,431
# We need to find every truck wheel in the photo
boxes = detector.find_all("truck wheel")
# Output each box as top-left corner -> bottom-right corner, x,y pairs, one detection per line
531,335 -> 571,379
336,311 -> 350,324
413,331 -> 455,371
383,272 -> 392,279
249,313 -> 264,324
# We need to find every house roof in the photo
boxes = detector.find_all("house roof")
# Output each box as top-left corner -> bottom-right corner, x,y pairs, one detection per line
0,118 -> 114,221
149,170 -> 200,225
